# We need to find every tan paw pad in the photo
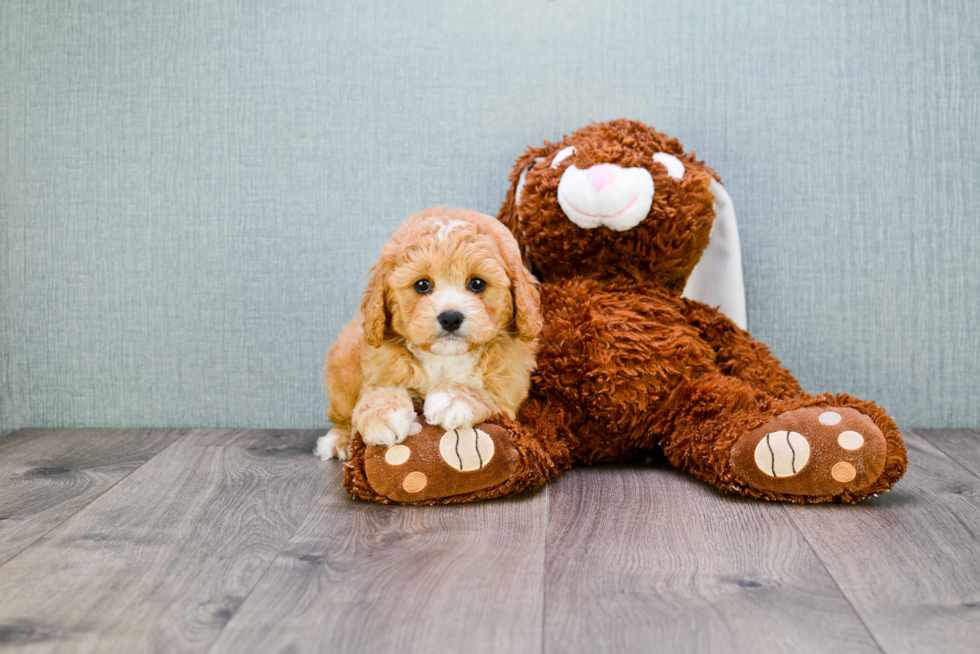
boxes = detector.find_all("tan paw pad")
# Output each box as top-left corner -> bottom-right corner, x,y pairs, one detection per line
439,428 -> 494,472
753,431 -> 810,478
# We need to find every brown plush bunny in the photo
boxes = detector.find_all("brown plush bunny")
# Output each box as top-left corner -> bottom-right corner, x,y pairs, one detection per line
343,119 -> 907,504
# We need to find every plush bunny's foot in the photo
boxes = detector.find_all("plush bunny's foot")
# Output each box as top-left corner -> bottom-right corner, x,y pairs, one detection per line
659,376 -> 907,504
361,419 -> 520,503
342,402 -> 571,505
729,406 -> 888,498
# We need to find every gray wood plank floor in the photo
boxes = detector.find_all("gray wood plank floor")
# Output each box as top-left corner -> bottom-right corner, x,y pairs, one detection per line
209,483 -> 547,653
784,430 -> 980,654
543,465 -> 880,654
919,429 -> 980,479
0,429 -> 185,567
0,430 -> 331,654
0,428 -> 977,654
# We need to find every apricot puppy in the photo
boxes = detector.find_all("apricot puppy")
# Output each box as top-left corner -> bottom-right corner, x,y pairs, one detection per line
315,207 -> 542,461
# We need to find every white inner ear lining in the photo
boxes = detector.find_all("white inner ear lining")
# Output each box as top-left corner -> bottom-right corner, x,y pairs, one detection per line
550,146 -> 576,169
653,152 -> 685,179
515,157 -> 545,207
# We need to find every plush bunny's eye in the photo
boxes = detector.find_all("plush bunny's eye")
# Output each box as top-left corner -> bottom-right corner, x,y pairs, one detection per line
550,146 -> 576,169
652,152 -> 686,179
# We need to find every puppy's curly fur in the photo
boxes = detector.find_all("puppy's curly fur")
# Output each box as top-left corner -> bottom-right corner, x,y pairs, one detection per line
316,208 -> 541,461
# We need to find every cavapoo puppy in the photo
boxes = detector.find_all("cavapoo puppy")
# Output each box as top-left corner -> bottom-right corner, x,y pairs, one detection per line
315,207 -> 542,461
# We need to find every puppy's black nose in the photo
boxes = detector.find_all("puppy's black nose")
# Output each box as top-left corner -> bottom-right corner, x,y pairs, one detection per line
437,311 -> 465,333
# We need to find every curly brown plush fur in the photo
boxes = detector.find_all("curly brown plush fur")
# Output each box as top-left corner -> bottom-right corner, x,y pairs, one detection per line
495,119 -> 906,503
343,119 -> 906,504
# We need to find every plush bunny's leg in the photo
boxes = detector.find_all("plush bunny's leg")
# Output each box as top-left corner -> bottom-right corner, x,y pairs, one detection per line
655,373 -> 907,503
680,298 -> 803,400
342,399 -> 571,505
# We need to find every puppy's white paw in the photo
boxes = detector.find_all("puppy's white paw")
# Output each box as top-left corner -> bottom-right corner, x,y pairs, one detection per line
360,406 -> 415,447
424,391 -> 476,430
314,428 -> 350,461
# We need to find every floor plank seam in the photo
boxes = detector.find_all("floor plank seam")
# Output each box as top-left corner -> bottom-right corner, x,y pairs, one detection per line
202,463 -> 342,654
0,428 -> 194,573
539,485 -> 549,654
913,429 -> 980,482
780,505 -> 888,654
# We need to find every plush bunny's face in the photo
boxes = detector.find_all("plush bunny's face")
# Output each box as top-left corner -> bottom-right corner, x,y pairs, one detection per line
498,120 -> 719,289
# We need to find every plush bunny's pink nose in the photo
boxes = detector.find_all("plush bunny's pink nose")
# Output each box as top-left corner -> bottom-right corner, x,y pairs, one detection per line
584,164 -> 620,192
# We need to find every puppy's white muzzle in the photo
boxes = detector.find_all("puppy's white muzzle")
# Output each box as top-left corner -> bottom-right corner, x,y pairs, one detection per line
557,164 -> 654,231
427,287 -> 474,355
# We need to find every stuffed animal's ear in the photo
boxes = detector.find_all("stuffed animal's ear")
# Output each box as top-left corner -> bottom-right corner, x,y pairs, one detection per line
682,180 -> 748,330
498,147 -> 548,238
360,250 -> 394,347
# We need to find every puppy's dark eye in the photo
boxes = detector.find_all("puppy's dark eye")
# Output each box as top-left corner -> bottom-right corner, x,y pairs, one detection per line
413,279 -> 432,294
467,278 -> 487,293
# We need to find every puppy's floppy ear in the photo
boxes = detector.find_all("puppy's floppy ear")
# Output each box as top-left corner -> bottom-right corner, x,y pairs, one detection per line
360,246 -> 395,347
487,220 -> 542,342
510,254 -> 543,342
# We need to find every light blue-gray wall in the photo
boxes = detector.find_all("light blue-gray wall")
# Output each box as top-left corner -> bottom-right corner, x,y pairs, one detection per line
2,0 -> 978,435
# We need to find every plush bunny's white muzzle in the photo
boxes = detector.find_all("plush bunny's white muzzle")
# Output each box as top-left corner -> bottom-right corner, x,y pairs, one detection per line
556,164 -> 655,231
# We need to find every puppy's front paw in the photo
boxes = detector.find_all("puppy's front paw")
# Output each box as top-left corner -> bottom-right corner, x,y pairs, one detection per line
314,427 -> 351,461
352,388 -> 417,448
424,391 -> 477,430
359,406 -> 416,447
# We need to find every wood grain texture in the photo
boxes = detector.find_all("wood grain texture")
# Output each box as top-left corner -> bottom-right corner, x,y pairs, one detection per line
1,429 -> 978,654
786,430 -> 980,654
917,429 -> 980,479
0,429 -> 183,567
543,464 -> 880,654
0,430 -> 332,654
207,476 -> 548,654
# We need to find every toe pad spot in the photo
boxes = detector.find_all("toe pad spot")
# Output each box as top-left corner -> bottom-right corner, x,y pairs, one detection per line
384,444 -> 411,466
819,411 -> 842,425
837,430 -> 864,450
402,471 -> 428,493
831,462 -> 857,483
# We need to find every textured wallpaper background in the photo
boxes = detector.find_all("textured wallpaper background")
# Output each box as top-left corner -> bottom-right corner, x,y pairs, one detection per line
1,0 -> 978,434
